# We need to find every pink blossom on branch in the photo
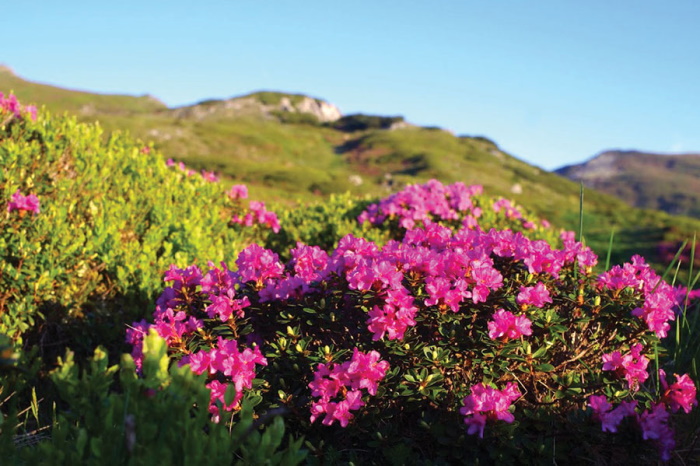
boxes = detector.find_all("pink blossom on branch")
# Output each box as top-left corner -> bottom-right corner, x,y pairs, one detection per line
659,370 -> 698,414
601,343 -> 649,391
588,395 -> 637,433
460,382 -> 521,438
7,189 -> 40,214
309,348 -> 389,427
0,92 -> 37,120
516,282 -> 552,308
227,184 -> 249,200
487,309 -> 532,341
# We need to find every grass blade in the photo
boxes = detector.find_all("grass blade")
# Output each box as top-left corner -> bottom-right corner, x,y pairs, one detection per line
605,228 -> 615,271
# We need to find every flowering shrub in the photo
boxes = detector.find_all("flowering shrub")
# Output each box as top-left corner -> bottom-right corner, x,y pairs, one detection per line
6,189 -> 40,214
127,180 -> 700,463
0,92 -> 36,122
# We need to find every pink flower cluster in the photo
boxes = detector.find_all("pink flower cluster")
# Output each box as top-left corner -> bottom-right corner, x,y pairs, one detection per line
598,255 -> 686,338
227,184 -> 248,200
358,179 -> 484,229
588,395 -> 637,433
516,282 -> 552,308
0,92 -> 36,121
126,262 -> 261,420
221,217 -> 600,342
7,189 -> 40,215
492,198 -> 523,220
460,382 -> 521,438
308,348 -> 389,427
184,337 -> 267,422
165,158 -> 219,182
487,309 -> 532,341
231,200 -> 281,233
659,369 -> 698,414
358,179 -> 555,233
589,370 -> 696,460
602,343 -> 650,391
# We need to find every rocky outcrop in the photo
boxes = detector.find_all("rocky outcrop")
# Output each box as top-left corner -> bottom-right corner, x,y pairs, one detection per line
170,92 -> 342,122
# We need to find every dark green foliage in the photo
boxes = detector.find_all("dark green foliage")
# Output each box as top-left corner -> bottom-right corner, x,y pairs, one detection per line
1,331 -> 306,465
265,192 -> 389,259
331,114 -> 405,132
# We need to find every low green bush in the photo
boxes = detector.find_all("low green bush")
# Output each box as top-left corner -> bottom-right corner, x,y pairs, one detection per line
1,330 -> 306,465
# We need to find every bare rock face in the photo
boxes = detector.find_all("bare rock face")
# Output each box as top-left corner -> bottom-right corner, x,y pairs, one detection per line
170,92 -> 342,123
291,96 -> 342,122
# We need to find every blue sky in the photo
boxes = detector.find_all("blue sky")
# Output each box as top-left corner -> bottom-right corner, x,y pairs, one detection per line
2,0 -> 698,170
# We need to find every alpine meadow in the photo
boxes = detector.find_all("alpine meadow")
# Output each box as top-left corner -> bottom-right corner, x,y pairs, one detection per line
2,68 -> 700,465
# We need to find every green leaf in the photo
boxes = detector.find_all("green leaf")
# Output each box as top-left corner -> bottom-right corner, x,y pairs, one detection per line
536,363 -> 555,372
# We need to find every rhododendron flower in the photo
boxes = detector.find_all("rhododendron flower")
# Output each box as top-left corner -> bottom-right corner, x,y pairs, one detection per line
7,189 -> 40,214
637,403 -> 675,462
460,382 -> 520,438
309,349 -> 389,427
201,170 -> 218,182
231,200 -> 280,232
357,179 -> 485,229
236,244 -> 284,287
186,337 -> 266,421
601,343 -> 649,391
1,93 -> 36,120
516,282 -> 552,308
25,105 -> 37,121
487,309 -> 532,341
227,184 -> 248,200
659,370 -> 698,414
588,395 -> 637,433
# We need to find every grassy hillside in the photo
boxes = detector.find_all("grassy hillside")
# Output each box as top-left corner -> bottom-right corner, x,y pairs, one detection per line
0,66 -> 166,116
3,69 -> 700,269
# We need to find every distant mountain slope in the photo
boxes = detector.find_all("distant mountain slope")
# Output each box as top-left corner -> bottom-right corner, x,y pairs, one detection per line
5,66 -> 700,269
556,150 -> 700,218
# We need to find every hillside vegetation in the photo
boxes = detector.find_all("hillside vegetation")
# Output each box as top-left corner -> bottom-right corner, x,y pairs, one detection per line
2,67 -> 700,269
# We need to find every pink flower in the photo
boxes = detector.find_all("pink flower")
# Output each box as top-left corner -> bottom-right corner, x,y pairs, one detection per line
460,382 -> 520,438
0,93 -> 35,120
601,343 -> 649,391
516,282 -> 552,308
227,184 -> 248,200
309,349 -> 389,427
25,105 -> 37,121
588,395 -> 637,433
201,170 -> 219,182
7,189 -> 40,214
487,309 -> 532,341
637,403 -> 675,462
236,244 -> 284,287
660,370 -> 698,414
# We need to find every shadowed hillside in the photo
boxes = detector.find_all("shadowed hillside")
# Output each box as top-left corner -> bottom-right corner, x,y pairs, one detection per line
556,150 -> 700,218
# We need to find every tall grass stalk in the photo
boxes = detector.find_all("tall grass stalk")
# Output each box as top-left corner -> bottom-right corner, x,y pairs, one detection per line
604,228 -> 615,271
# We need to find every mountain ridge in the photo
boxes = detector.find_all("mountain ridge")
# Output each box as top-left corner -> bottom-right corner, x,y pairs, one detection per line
556,150 -> 700,217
